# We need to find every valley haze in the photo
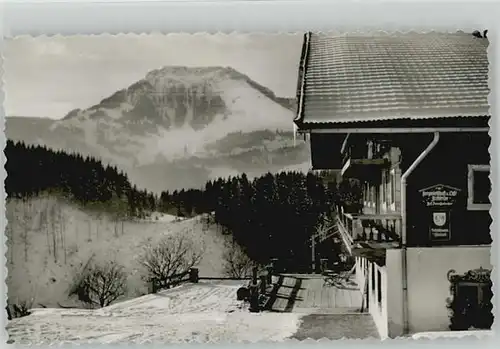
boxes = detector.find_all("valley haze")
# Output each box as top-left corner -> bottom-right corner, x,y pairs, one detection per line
5,34 -> 311,192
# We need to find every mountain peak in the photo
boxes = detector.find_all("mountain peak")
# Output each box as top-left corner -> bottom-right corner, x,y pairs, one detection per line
57,65 -> 296,139
144,66 -> 248,87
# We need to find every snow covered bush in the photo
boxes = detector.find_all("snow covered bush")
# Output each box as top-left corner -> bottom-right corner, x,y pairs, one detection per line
222,242 -> 253,278
69,259 -> 127,308
139,233 -> 203,290
6,299 -> 33,319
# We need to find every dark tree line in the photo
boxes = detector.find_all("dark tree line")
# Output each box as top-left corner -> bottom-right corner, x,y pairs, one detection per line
159,171 -> 346,271
5,140 -> 157,218
6,140 -> 361,272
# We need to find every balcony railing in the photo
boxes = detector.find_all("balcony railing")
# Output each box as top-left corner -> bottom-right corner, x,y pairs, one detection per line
341,145 -> 368,169
340,156 -> 389,180
338,212 -> 401,244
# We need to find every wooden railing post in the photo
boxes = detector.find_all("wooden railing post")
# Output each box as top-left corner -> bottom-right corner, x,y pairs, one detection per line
259,274 -> 267,294
266,265 -> 273,284
341,212 -> 403,245
249,267 -> 260,313
150,279 -> 158,294
189,268 -> 199,283
353,217 -> 363,241
6,305 -> 12,321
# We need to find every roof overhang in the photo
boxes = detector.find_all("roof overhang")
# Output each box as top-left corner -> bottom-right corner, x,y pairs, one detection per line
294,115 -> 490,134
305,127 -> 490,134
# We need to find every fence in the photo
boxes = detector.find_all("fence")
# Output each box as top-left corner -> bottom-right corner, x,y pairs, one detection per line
150,265 -> 275,313
150,268 -> 256,293
7,266 -> 278,321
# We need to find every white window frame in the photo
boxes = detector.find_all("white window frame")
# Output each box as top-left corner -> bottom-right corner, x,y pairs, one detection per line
467,164 -> 491,211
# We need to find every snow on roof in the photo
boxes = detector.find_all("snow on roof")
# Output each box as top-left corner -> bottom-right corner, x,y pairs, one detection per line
296,31 -> 490,126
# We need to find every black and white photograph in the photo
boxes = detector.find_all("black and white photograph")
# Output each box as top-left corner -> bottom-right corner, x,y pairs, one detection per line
2,30 -> 493,343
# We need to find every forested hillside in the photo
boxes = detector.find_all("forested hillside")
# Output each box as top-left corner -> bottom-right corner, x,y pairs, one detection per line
5,140 -> 157,218
157,171 -> 350,271
6,140 -> 355,280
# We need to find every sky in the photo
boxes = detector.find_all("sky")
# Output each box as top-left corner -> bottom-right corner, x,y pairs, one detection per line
4,33 -> 303,119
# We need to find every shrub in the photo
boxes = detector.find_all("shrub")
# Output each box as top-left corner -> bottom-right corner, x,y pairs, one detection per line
222,242 -> 253,278
69,260 -> 127,308
139,233 -> 203,291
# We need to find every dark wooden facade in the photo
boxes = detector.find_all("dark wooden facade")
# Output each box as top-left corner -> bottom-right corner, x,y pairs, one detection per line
336,127 -> 491,249
403,132 -> 491,247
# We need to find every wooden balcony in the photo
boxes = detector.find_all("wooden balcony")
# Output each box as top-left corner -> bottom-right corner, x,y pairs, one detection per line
336,212 -> 401,263
340,144 -> 390,180
341,157 -> 389,180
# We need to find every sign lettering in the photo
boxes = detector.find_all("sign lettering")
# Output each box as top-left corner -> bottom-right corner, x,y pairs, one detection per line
419,184 -> 461,208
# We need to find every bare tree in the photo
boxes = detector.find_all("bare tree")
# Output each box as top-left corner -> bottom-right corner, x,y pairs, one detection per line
70,260 -> 127,308
8,299 -> 33,319
139,233 -> 203,289
17,199 -> 32,263
56,203 -> 68,264
49,204 -> 58,262
222,242 -> 253,278
314,213 -> 336,241
87,219 -> 92,242
39,204 -> 51,258
109,197 -> 128,237
5,202 -> 17,265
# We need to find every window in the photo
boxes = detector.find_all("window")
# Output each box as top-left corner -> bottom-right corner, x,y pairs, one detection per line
467,165 -> 491,211
447,268 -> 493,330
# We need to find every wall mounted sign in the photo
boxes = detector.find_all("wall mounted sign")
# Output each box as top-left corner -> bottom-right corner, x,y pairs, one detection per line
429,210 -> 451,241
419,184 -> 461,242
419,184 -> 461,208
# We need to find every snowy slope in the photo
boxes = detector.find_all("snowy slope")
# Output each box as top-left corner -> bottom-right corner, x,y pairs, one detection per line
6,195 -> 233,308
7,281 -> 304,344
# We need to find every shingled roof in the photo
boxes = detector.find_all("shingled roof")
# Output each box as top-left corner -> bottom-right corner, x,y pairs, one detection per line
294,31 -> 490,128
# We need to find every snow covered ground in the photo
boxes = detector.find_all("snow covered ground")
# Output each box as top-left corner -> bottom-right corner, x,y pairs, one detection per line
6,195 -> 233,308
7,281 -> 304,344
411,330 -> 494,340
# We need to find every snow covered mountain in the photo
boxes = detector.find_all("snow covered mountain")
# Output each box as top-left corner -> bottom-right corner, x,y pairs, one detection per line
6,66 -> 310,192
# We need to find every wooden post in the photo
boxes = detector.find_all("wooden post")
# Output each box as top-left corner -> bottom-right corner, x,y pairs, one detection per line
259,275 -> 267,294
249,266 -> 260,312
266,265 -> 273,284
320,258 -> 328,272
353,218 -> 363,240
150,280 -> 157,294
189,268 -> 199,283
249,284 -> 260,313
270,258 -> 278,273
6,305 -> 12,321
252,266 -> 258,284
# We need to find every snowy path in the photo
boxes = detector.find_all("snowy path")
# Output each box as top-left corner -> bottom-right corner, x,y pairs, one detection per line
7,281 -> 303,344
